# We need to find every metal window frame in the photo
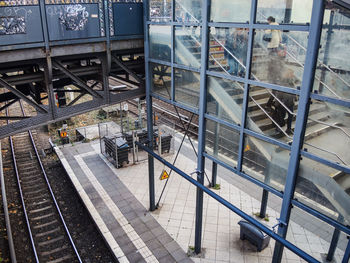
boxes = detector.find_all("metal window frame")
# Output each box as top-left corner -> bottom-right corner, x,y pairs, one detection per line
145,0 -> 350,262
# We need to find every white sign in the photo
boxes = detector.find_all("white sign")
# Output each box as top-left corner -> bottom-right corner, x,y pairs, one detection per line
123,104 -> 128,111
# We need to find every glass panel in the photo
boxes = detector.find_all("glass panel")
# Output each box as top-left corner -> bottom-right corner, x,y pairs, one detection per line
246,86 -> 299,142
256,0 -> 313,24
303,99 -> 350,168
149,0 -> 172,22
149,25 -> 171,62
205,119 -> 240,168
297,157 -> 350,226
175,26 -> 201,68
206,76 -> 244,125
313,3 -> 350,100
174,68 -> 200,108
150,63 -> 171,100
208,27 -> 248,77
242,134 -> 289,192
287,207 -> 347,263
251,30 -> 307,88
210,0 -> 250,23
175,0 -> 202,23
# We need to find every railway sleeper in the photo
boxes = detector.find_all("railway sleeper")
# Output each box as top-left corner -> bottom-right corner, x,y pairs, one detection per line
41,245 -> 69,256
21,182 -> 46,190
24,187 -> 47,195
33,219 -> 59,229
28,199 -> 51,207
26,193 -> 50,202
28,205 -> 53,214
35,226 -> 61,238
38,235 -> 64,247
32,212 -> 55,222
19,174 -> 42,181
47,254 -> 74,263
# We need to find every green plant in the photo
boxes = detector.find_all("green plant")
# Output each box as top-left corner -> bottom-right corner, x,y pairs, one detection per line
212,183 -> 221,190
253,212 -> 269,222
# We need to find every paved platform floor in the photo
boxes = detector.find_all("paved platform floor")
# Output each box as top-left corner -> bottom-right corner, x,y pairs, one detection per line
55,136 -> 346,263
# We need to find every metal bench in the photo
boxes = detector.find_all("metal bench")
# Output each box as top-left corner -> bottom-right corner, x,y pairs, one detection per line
238,220 -> 271,251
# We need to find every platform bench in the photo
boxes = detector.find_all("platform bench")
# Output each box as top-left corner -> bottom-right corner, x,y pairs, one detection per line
238,220 -> 271,251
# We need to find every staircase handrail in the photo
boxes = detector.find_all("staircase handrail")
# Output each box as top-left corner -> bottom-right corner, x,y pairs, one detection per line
257,10 -> 350,90
304,142 -> 348,166
177,3 -> 350,151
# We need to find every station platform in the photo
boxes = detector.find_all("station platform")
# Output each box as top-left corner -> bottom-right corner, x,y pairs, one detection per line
54,134 -> 345,263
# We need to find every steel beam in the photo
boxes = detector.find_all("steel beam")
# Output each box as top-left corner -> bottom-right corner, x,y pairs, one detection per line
272,1 -> 325,262
143,0 -> 156,212
0,78 -> 47,113
194,0 -> 210,254
111,56 -> 144,84
52,60 -> 102,98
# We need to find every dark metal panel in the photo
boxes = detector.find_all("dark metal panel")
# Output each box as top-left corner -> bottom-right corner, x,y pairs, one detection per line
45,4 -> 101,41
0,6 -> 44,46
113,3 -> 143,36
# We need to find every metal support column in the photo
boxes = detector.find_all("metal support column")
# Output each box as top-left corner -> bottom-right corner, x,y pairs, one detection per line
143,0 -> 156,211
272,1 -> 325,262
326,215 -> 343,261
343,238 -> 350,263
259,189 -> 269,218
211,103 -> 221,187
194,0 -> 210,254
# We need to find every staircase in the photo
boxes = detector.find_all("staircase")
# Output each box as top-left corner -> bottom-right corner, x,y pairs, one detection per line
151,20 -> 350,225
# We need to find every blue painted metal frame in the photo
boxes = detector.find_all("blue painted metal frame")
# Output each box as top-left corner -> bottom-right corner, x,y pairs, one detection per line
137,142 -> 320,263
194,0 -> 210,254
272,1 -> 325,261
145,0 -> 350,261
143,0 -> 156,211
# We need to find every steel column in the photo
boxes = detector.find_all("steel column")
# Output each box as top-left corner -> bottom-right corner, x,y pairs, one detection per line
343,238 -> 350,263
272,1 -> 325,262
237,0 -> 257,172
194,0 -> 210,254
143,0 -> 156,211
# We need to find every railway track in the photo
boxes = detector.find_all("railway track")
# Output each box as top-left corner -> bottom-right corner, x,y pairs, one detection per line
5,102 -> 82,262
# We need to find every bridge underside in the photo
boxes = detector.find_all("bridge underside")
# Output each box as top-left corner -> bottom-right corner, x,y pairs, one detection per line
0,39 -> 145,139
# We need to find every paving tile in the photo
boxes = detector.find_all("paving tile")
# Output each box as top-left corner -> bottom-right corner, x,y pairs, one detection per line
127,251 -> 146,263
158,254 -> 176,263
172,248 -> 187,262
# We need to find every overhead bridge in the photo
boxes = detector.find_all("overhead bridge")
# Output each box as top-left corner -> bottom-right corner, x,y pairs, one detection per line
0,0 -> 145,138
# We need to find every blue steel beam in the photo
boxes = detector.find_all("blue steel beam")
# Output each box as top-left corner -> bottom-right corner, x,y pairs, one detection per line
136,142 -> 320,263
143,0 -> 156,211
237,0 -> 257,172
272,1 -> 325,262
194,0 -> 210,254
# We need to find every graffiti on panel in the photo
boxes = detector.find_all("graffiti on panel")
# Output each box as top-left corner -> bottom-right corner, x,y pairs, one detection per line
0,16 -> 26,35
59,4 -> 89,31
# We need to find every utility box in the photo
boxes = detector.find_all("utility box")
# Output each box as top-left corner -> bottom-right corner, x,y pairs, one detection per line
103,136 -> 129,168
238,220 -> 270,252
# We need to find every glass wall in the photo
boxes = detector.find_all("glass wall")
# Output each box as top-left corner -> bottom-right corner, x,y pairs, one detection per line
146,1 -> 350,262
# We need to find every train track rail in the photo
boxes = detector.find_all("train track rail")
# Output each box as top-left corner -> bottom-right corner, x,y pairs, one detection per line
7,103 -> 82,263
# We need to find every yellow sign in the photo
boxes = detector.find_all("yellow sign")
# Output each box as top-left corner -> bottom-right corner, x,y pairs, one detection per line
244,144 -> 251,152
60,131 -> 67,138
159,170 -> 169,180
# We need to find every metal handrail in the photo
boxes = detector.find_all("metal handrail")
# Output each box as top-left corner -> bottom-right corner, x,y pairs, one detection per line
257,10 -> 350,90
177,3 -> 350,162
304,141 -> 348,166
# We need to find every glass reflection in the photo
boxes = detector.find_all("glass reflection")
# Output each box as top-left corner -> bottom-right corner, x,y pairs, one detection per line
303,99 -> 350,168
150,63 -> 171,100
206,76 -> 244,125
252,29 -> 306,88
205,119 -> 240,167
210,0 -> 250,23
242,134 -> 289,192
174,68 -> 200,108
149,25 -> 171,62
246,86 -> 298,141
208,27 -> 248,77
175,0 -> 202,23
149,0 -> 172,22
314,2 -> 350,100
257,0 -> 312,24
297,157 -> 350,226
175,26 -> 201,68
